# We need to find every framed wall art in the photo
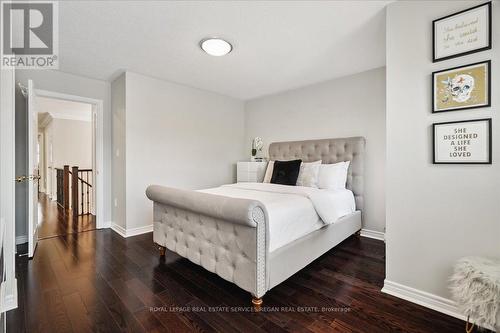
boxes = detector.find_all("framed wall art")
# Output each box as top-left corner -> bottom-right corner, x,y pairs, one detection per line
433,2 -> 492,62
432,60 -> 490,113
433,118 -> 492,164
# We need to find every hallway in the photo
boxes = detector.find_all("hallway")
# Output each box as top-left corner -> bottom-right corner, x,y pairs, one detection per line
37,192 -> 96,239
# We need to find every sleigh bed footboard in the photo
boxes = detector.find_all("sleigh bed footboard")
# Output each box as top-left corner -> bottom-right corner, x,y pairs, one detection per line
146,185 -> 269,300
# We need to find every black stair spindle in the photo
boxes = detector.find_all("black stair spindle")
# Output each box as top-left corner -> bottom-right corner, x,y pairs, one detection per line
80,180 -> 84,215
86,181 -> 90,214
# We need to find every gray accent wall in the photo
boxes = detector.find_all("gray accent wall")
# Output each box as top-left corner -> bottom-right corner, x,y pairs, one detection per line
244,67 -> 387,233
386,0 -> 500,300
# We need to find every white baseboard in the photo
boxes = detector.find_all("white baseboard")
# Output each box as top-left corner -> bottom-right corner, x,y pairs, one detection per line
0,279 -> 18,313
126,224 -> 153,237
100,220 -> 111,229
360,228 -> 385,241
110,222 -> 153,238
382,280 -> 496,331
382,280 -> 464,320
15,235 -> 28,245
110,222 -> 127,237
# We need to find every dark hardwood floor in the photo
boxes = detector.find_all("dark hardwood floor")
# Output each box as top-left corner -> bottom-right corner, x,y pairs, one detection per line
37,192 -> 96,239
8,230 -> 474,333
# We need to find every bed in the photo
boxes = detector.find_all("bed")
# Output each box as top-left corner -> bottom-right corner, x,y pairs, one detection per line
146,137 -> 365,309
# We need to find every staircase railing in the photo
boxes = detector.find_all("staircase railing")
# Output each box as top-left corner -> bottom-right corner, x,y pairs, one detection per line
55,165 -> 93,216
75,167 -> 93,216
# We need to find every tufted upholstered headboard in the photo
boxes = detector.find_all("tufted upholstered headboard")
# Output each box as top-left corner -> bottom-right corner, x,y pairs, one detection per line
268,137 -> 365,212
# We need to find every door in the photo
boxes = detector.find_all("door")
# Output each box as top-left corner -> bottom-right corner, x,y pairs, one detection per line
0,66 -> 18,311
27,79 -> 39,258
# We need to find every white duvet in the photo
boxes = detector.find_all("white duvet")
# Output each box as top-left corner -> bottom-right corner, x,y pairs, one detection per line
199,183 -> 355,252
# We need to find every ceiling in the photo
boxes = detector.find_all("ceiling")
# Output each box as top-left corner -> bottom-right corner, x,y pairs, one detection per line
37,97 -> 92,124
58,1 -> 389,100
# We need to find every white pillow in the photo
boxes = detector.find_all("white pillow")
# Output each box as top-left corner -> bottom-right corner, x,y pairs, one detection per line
317,161 -> 350,190
296,160 -> 322,188
263,161 -> 274,183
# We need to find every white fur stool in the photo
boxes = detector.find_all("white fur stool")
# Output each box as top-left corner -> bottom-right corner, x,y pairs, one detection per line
450,256 -> 500,332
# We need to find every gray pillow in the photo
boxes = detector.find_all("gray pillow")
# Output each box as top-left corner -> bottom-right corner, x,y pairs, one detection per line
296,160 -> 322,188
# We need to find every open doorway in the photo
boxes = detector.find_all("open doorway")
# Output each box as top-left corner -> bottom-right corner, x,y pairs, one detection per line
15,84 -> 104,256
36,96 -> 96,239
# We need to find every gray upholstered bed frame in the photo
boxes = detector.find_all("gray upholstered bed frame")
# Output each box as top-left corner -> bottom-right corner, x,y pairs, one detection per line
146,137 -> 365,309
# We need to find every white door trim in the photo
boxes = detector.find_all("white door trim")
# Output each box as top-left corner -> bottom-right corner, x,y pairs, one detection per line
0,68 -> 18,312
34,89 -> 105,229
27,79 -> 39,258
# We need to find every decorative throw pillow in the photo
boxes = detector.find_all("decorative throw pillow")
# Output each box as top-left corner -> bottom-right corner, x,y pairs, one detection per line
263,161 -> 274,183
317,161 -> 351,190
270,160 -> 302,186
296,160 -> 322,188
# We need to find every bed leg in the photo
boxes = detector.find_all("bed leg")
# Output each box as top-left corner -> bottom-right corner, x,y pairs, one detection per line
157,244 -> 166,257
252,297 -> 263,312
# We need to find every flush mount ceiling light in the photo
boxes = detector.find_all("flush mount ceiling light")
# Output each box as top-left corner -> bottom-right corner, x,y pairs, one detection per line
200,38 -> 232,56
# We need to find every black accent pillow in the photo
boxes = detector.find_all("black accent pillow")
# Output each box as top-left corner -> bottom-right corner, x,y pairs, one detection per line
270,159 -> 302,186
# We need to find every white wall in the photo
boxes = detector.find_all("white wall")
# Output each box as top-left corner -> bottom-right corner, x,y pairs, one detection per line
386,0 -> 500,304
41,117 -> 93,198
112,72 -> 246,231
50,118 -> 92,169
15,70 -> 112,237
111,73 -> 127,230
244,67 -> 386,232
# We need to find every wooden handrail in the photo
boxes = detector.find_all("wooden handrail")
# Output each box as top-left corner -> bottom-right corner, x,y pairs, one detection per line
56,167 -> 91,173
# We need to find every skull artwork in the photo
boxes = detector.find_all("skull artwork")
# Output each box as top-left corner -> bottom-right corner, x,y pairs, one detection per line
442,74 -> 475,103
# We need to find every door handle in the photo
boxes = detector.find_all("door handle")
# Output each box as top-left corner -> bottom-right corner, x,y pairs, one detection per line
14,175 -> 40,182
15,175 -> 28,182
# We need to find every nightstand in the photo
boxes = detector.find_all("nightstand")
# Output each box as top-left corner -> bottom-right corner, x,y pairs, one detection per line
237,161 -> 267,182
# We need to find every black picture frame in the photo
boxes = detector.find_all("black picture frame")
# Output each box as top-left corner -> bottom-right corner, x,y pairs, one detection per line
432,60 -> 491,113
432,118 -> 492,164
433,2 -> 492,63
